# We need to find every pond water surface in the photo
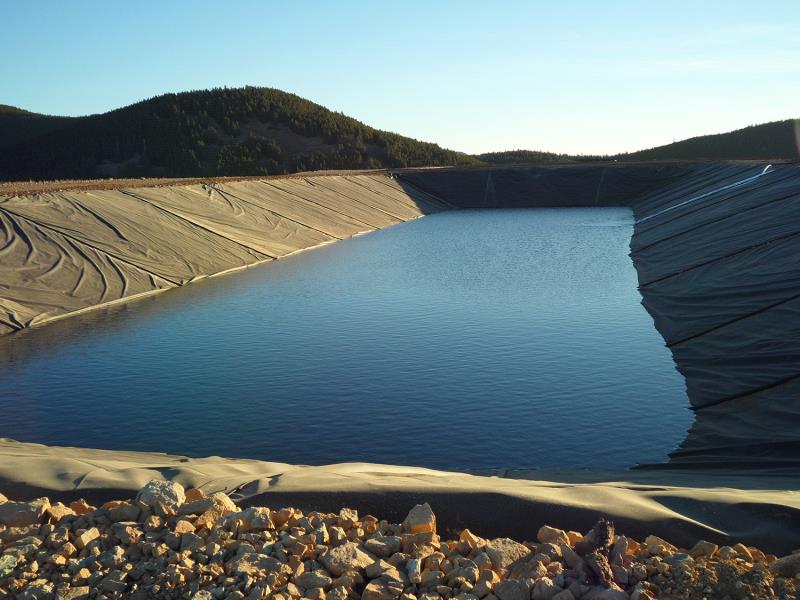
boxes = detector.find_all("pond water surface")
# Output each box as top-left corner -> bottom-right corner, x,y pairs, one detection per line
0,208 -> 692,470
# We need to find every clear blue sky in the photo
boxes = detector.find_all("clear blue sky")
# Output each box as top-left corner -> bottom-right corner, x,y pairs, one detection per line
3,1 -> 798,155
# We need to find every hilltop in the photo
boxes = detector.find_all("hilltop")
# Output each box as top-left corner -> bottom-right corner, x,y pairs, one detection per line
0,104 -> 75,150
476,121 -> 797,166
0,87 -> 479,181
620,119 -> 798,162
0,88 -> 795,181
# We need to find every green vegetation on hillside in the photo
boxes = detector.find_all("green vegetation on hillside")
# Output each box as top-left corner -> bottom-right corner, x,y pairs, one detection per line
0,87 -> 479,181
0,105 -> 75,150
477,149 -> 603,164
476,121 -> 798,165
620,119 -> 798,161
1,89 -> 796,181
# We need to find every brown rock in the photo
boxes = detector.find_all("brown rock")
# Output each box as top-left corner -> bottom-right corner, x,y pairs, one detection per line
297,570 -> 334,590
56,541 -> 77,558
402,531 -> 439,556
239,506 -> 274,531
74,527 -> 100,549
320,542 -> 377,576
730,543 -> 752,561
494,580 -> 529,600
403,503 -> 436,535
106,501 -> 140,523
363,580 -> 401,600
508,558 -> 547,580
179,491 -> 237,516
643,535 -> 674,553
185,488 -> 206,503
46,502 -> 75,523
229,552 -> 288,576
485,538 -> 530,572
460,529 -> 482,550
365,535 -> 402,558
688,540 -> 717,558
537,526 -> 569,546
194,506 -> 225,531
174,519 -> 195,535
69,499 -> 94,515
560,543 -> 582,570
274,507 -> 296,527
531,577 -> 559,600
0,497 -> 50,527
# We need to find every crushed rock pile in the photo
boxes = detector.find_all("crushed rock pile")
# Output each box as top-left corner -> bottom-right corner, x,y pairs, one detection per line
0,482 -> 798,599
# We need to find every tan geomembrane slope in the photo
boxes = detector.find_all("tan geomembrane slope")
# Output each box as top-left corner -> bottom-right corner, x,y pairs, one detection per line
0,174 -> 446,335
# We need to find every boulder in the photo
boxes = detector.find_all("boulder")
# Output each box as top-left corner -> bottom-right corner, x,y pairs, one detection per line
402,503 -> 436,534
537,526 -> 569,546
179,491 -> 237,516
494,580 -> 528,600
321,542 -> 377,576
74,527 -> 100,549
484,538 -> 530,572
229,552 -> 288,576
297,570 -> 334,590
106,500 -> 141,523
770,552 -> 800,577
362,581 -> 401,600
45,502 -> 75,523
338,507 -> 359,529
69,499 -> 94,515
0,497 -> 50,527
531,578 -> 560,600
181,532 -> 205,552
184,488 -> 206,503
174,519 -> 195,535
460,528 -> 483,549
135,479 -> 185,516
365,535 -> 402,557
508,558 -> 547,580
239,506 -> 274,531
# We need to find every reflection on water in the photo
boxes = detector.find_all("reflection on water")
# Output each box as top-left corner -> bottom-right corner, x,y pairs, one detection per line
0,208 -> 692,470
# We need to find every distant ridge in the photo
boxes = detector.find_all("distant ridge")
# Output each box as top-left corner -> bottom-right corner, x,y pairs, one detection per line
0,104 -> 75,151
0,87 -> 796,181
0,87 -> 478,181
475,120 -> 798,165
620,119 -> 798,162
476,149 -> 600,164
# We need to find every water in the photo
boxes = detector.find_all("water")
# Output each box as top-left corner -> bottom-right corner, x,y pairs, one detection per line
0,208 -> 692,470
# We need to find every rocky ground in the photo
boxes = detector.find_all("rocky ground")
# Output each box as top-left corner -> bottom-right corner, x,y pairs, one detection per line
0,483 -> 798,599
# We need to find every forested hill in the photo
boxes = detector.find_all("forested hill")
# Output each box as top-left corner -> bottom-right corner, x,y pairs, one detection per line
475,120 -> 798,165
0,105 -> 76,150
619,119 -> 798,161
1,89 -> 795,181
477,150 -> 594,164
0,87 -> 479,181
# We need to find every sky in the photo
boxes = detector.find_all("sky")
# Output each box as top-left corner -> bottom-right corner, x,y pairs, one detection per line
2,1 -> 799,155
